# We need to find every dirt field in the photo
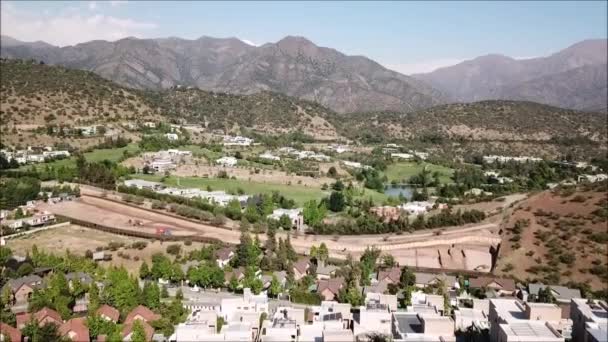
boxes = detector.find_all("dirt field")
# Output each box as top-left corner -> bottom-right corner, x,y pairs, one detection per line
495,187 -> 608,290
6,224 -> 202,274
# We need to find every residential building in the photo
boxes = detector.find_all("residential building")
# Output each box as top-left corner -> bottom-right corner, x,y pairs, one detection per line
526,283 -> 582,304
123,179 -> 165,191
124,305 -> 161,325
316,277 -> 345,301
220,288 -> 268,322
398,201 -> 434,216
216,156 -> 238,167
469,277 -> 517,296
267,208 -> 304,231
0,322 -> 22,342
223,135 -> 253,146
143,122 -> 157,128
393,310 -> 456,342
483,155 -> 542,163
59,317 -> 90,342
392,153 -> 414,160
220,322 -> 254,341
165,133 -> 179,141
65,272 -> 93,289
377,266 -> 401,285
570,299 -> 608,342
316,264 -> 339,280
149,158 -> 176,173
259,152 -> 280,161
292,259 -> 311,281
215,247 -> 235,268
413,272 -> 458,289
353,302 -> 393,339
97,304 -> 120,322
365,292 -> 398,312
328,144 -> 349,154
171,310 -> 220,342
489,299 -> 566,342
34,307 -> 63,327
578,174 -> 608,183
3,275 -> 45,305
122,320 -> 155,341
77,125 -> 98,136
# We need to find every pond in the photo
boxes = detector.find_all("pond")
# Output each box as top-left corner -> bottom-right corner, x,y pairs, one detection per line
383,184 -> 414,199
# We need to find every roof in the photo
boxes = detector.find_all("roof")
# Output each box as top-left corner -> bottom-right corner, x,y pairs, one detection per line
0,322 -> 22,342
122,320 -> 155,341
528,283 -> 582,301
500,321 -> 562,339
124,305 -> 161,324
293,259 -> 311,274
215,247 -> 234,261
413,272 -> 457,287
65,272 -> 93,285
59,317 -> 90,342
34,307 -> 63,325
377,267 -> 401,283
316,264 -> 338,276
16,313 -> 31,328
363,280 -> 389,295
469,277 -> 516,292
4,274 -> 44,292
97,304 -> 120,322
317,277 -> 345,295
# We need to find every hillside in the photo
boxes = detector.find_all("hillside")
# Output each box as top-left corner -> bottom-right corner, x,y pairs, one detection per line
0,35 -> 445,114
414,39 -> 608,111
495,183 -> 608,291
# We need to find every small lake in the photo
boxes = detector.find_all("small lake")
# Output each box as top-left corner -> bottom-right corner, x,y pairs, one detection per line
384,184 -> 414,199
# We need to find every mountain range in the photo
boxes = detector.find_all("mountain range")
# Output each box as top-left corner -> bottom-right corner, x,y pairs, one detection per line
1,35 -> 606,113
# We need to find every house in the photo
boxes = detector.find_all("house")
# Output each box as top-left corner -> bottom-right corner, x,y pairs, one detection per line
365,292 -> 398,312
267,208 -> 304,231
220,288 -> 268,322
214,247 -> 234,268
353,302 -> 393,339
97,304 -> 120,322
0,322 -> 22,342
123,179 -> 164,191
469,277 -> 516,296
570,299 -> 608,342
77,125 -> 98,136
165,133 -> 179,141
3,275 -> 45,304
391,153 -> 414,160
65,272 -> 93,289
272,271 -> 288,288
316,264 -> 338,280
59,317 -> 90,342
216,156 -> 238,167
223,135 -> 253,146
171,310 -> 220,341
33,307 -> 63,327
483,155 -> 542,163
370,206 -> 402,222
578,174 -> 608,183
259,152 -> 280,161
316,277 -> 345,301
149,159 -> 176,173
292,259 -> 311,281
122,320 -> 155,341
377,266 -> 401,285
364,280 -> 389,295
398,201 -> 434,216
526,283 -> 582,304
413,272 -> 458,289
392,310 -> 456,341
143,122 -> 157,128
124,305 -> 161,325
73,294 -> 90,314
489,299 -> 566,342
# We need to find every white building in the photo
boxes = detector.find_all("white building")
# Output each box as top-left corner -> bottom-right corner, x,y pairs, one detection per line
143,122 -> 157,128
342,161 -> 372,170
77,125 -> 97,136
42,150 -> 70,159
570,299 -> 608,342
353,303 -> 393,339
578,174 -> 608,183
393,310 -> 455,342
267,208 -> 304,231
220,288 -> 268,322
483,155 -> 542,163
259,152 -> 280,161
392,153 -> 414,160
398,201 -> 434,216
165,133 -> 179,141
223,135 -> 253,146
171,310 -> 220,342
489,299 -> 566,342
149,159 -> 176,173
216,156 -> 238,167
123,179 -> 164,191
412,151 -> 429,160
365,292 -> 398,312
329,145 -> 349,154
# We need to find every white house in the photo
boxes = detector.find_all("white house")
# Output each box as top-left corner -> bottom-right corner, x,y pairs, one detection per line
329,145 -> 349,154
220,289 -> 268,321
143,122 -> 156,128
223,136 -> 253,146
165,133 -> 179,141
483,155 -> 542,163
216,156 -> 238,167
149,159 -> 176,173
267,208 -> 304,231
391,153 -> 414,160
77,126 -> 98,136
259,152 -> 280,161
123,179 -> 164,190
398,201 -> 434,216
578,174 -> 608,183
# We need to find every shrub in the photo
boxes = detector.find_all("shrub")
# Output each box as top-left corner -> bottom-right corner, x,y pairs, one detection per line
166,244 -> 182,255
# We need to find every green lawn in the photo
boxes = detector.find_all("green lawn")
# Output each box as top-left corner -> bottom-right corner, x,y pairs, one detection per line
20,143 -> 140,170
133,174 -> 388,206
383,162 -> 454,184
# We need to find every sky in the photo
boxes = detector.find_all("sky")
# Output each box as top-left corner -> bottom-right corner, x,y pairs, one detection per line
1,1 -> 606,74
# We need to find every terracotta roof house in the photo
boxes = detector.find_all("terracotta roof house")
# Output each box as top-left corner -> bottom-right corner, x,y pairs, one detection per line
215,247 -> 235,268
0,322 -> 22,342
316,264 -> 339,280
124,305 -> 161,325
97,304 -> 120,322
527,283 -> 582,304
122,320 -> 154,341
413,272 -> 457,289
469,277 -> 516,295
293,259 -> 311,281
363,279 -> 389,295
317,277 -> 345,301
377,267 -> 401,284
3,275 -> 45,304
59,317 -> 90,342
33,307 -> 63,327
224,267 -> 247,285
15,312 -> 31,329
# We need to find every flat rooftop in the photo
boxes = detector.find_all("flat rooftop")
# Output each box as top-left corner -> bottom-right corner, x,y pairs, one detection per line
500,321 -> 561,338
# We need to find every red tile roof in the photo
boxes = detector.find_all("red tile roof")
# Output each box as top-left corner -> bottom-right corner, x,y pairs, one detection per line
124,305 -> 161,325
122,320 -> 154,341
34,307 -> 63,326
293,258 -> 311,275
377,267 -> 401,284
317,277 -> 345,296
0,322 -> 22,342
59,317 -> 90,342
16,312 -> 31,329
97,304 -> 120,322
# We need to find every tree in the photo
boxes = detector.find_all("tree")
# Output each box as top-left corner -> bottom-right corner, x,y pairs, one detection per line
130,320 -> 147,342
139,262 -> 151,279
269,275 -> 282,298
279,214 -> 293,230
89,283 -> 101,313
328,191 -> 345,212
537,286 -> 556,303
338,286 -> 364,306
225,199 -> 242,220
17,263 -> 34,277
303,200 -> 326,226
243,203 -> 261,223
327,166 -> 338,178
400,267 -> 416,288
228,275 -> 239,292
142,281 -> 160,309
381,254 -> 397,268
160,286 -> 169,299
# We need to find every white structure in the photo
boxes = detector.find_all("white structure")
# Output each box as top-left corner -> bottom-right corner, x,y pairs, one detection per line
216,156 -> 238,167
329,145 -> 349,154
149,159 -> 176,173
353,303 -> 393,339
259,152 -> 280,161
393,310 -> 455,342
171,310 -> 221,342
570,299 -> 608,342
165,133 -> 179,141
489,299 -> 566,342
223,135 -> 253,146
398,201 -> 434,216
123,179 -> 164,190
220,288 -> 268,322
42,150 -> 70,159
143,122 -> 157,128
365,292 -> 398,312
392,153 -> 414,160
342,161 -> 371,170
412,151 -> 429,160
267,209 -> 304,231
483,155 -> 542,163
77,125 -> 97,136
578,174 -> 608,183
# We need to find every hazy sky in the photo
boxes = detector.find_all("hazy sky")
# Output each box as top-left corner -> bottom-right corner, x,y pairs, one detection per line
2,1 -> 606,74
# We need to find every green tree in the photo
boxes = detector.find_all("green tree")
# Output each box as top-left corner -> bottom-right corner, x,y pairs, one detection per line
160,286 -> 169,298
142,281 -> 161,309
269,274 -> 282,298
279,214 -> 293,229
225,199 -> 242,220
400,267 -> 416,288
17,263 -> 34,277
130,320 -> 147,342
303,200 -> 327,226
328,191 -> 345,212
139,262 -> 150,279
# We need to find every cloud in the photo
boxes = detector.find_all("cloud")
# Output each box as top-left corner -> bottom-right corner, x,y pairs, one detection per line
1,3 -> 157,47
88,2 -> 97,10
109,1 -> 128,7
384,58 -> 470,75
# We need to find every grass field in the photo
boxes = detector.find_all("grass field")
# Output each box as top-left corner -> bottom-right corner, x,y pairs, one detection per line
133,174 -> 388,205
383,162 -> 454,184
21,143 -> 140,170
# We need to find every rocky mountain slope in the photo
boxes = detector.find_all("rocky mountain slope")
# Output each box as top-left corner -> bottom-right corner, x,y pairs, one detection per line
413,39 -> 608,111
0,35 -> 444,113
